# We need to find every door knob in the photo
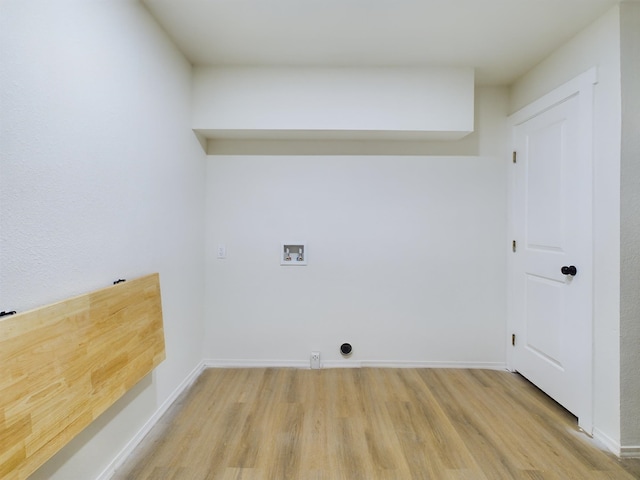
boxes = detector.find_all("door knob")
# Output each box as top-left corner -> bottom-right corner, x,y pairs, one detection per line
561,265 -> 577,276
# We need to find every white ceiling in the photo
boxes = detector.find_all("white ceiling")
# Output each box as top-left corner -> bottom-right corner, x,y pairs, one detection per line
142,0 -> 619,85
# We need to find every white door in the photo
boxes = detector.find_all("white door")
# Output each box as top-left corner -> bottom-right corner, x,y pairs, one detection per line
510,71 -> 595,432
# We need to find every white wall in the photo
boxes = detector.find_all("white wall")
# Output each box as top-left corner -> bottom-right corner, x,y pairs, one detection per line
619,1 -> 640,450
193,66 -> 475,140
204,87 -> 508,368
0,1 -> 206,478
510,6 -> 623,450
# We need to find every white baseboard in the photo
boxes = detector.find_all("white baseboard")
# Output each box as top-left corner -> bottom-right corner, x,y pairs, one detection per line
593,427 -> 621,456
203,358 -> 309,369
591,427 -> 640,458
359,360 -> 507,370
97,360 -> 207,480
620,445 -> 640,458
203,358 -> 507,370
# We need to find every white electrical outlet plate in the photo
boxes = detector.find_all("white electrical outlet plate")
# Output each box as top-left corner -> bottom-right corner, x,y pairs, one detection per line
217,244 -> 226,259
311,351 -> 321,369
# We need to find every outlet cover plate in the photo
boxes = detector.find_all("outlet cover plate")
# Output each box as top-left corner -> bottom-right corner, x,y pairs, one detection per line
311,351 -> 321,369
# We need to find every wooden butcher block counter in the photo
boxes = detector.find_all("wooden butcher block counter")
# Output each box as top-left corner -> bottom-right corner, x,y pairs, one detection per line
0,273 -> 165,479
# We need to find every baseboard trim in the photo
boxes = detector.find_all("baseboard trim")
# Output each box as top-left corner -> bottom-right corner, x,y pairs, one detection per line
203,358 -> 507,370
203,359 -> 309,369
97,360 -> 207,480
620,445 -> 640,458
359,360 -> 507,370
592,428 -> 640,458
593,427 -> 620,456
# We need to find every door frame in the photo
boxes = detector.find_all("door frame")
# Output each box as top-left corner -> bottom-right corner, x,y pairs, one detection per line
507,67 -> 597,434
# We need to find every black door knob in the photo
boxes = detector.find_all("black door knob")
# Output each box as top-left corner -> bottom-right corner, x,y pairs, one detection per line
561,265 -> 577,276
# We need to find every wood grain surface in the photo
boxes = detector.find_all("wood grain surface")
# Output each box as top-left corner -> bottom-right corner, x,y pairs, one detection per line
114,368 -> 640,480
0,273 -> 165,480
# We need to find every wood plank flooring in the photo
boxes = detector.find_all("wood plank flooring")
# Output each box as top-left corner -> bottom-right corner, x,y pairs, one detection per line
113,368 -> 640,479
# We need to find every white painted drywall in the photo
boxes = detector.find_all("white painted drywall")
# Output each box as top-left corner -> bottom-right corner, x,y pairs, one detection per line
203,87 -> 508,367
619,1 -> 640,450
207,86 -> 504,157
510,6 -> 623,450
0,1 -> 206,478
192,66 -> 475,140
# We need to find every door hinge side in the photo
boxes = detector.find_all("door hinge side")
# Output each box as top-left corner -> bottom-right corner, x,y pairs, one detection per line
512,240 -> 517,252
512,151 -> 517,164
512,334 -> 516,346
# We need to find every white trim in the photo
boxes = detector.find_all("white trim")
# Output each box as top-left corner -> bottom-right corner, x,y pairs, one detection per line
360,360 -> 507,370
321,361 -> 363,368
590,427 -> 640,458
203,358 -> 309,369
97,361 -> 207,480
590,428 -> 640,458
509,67 -> 598,126
620,446 -> 640,459
593,427 -> 622,456
203,358 -> 507,370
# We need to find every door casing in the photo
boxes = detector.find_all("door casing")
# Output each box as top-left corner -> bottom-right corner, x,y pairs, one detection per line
507,68 -> 597,434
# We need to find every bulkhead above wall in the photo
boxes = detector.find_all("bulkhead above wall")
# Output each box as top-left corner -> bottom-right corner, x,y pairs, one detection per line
192,66 -> 475,148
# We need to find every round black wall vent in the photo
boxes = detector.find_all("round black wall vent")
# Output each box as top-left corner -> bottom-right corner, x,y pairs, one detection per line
340,343 -> 352,357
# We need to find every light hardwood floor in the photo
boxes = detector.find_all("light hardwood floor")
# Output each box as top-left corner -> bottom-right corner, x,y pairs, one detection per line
113,368 -> 640,479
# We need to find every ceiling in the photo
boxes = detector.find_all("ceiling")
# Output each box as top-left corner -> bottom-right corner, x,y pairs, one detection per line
142,0 -> 619,86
